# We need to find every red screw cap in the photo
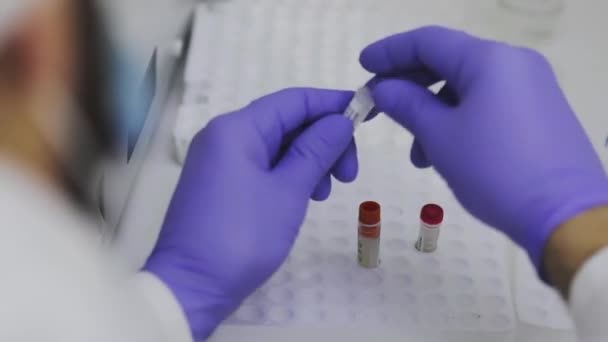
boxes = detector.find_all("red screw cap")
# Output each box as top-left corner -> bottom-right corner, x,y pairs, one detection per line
421,204 -> 444,226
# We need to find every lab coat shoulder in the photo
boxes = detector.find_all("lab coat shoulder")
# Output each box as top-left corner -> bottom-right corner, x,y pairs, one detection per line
570,247 -> 608,342
0,164 -> 191,342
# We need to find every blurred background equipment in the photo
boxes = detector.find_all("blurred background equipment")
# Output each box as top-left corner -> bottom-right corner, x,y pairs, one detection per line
491,0 -> 566,45
95,0 -> 193,242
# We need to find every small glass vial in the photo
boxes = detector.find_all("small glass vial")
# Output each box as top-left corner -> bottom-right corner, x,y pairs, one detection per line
344,86 -> 375,129
358,201 -> 381,268
415,204 -> 444,253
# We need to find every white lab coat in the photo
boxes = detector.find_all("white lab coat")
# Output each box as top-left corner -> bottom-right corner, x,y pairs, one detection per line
0,163 -> 192,341
0,161 -> 607,342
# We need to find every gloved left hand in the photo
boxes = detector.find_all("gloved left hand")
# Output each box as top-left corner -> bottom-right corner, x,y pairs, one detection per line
145,88 -> 357,340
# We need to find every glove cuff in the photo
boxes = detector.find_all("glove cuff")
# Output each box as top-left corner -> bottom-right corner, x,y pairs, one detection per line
144,256 -> 242,341
525,187 -> 608,281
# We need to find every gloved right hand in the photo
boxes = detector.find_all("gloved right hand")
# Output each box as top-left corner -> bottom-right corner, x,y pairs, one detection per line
360,26 -> 608,273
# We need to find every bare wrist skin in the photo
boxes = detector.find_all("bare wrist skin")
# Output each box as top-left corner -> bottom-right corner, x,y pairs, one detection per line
544,206 -> 608,298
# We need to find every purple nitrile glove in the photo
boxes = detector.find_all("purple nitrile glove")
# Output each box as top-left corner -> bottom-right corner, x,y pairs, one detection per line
145,88 -> 357,340
360,26 -> 608,273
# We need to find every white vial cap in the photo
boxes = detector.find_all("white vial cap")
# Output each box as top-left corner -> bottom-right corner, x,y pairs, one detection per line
344,86 -> 375,128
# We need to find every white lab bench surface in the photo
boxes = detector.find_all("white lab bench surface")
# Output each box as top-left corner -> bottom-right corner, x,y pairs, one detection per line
116,1 -> 608,341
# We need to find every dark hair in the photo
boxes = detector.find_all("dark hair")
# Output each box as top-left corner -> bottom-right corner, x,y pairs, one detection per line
64,0 -> 117,208
74,0 -> 115,153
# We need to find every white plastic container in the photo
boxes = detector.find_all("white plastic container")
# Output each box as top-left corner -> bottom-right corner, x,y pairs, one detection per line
495,0 -> 565,45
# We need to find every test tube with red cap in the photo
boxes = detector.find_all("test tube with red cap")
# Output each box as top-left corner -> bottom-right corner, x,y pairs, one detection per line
358,201 -> 381,268
415,204 -> 444,253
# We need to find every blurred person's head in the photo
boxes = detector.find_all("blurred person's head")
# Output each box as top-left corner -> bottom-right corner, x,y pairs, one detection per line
0,0 -> 115,208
